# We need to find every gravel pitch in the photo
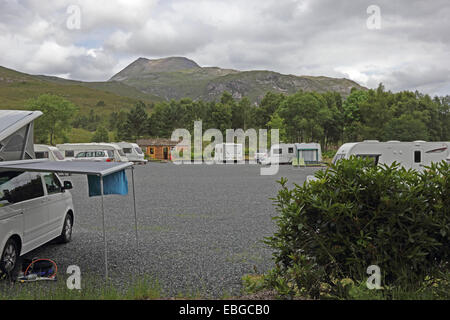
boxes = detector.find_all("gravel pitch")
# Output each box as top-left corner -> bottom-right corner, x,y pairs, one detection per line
20,163 -> 321,298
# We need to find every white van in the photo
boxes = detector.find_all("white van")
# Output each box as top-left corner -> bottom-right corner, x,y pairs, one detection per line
214,143 -> 244,163
34,145 -> 66,161
261,144 -> 296,165
114,142 -> 147,164
56,143 -> 129,162
333,140 -> 450,171
0,170 -> 75,275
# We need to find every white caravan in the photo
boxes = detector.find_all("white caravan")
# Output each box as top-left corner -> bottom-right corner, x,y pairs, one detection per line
34,144 -> 66,161
295,143 -> 322,164
57,143 -> 129,162
332,140 -> 450,171
260,144 -> 296,165
214,143 -> 244,163
114,142 -> 147,164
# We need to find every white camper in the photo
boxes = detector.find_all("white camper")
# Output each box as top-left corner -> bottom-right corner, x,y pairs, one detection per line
56,143 -> 129,162
295,143 -> 322,164
34,144 -> 66,161
261,144 -> 296,165
214,143 -> 244,163
114,142 -> 147,164
332,140 -> 450,171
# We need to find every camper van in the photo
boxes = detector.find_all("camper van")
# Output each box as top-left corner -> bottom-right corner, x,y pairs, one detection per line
260,144 -> 296,165
0,110 -> 75,276
34,144 -> 66,161
56,143 -> 129,162
114,142 -> 147,164
332,140 -> 450,171
214,143 -> 244,163
295,143 -> 322,164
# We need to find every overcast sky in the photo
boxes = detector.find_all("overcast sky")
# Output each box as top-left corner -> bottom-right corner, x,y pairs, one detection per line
0,0 -> 448,96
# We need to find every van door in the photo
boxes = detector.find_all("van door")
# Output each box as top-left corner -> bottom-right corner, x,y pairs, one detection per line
0,171 -> 49,253
42,173 -> 67,238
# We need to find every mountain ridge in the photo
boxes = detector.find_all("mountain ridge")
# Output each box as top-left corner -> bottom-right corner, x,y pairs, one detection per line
108,56 -> 366,102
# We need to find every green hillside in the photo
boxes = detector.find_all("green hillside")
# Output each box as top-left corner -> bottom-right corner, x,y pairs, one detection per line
0,66 -> 156,116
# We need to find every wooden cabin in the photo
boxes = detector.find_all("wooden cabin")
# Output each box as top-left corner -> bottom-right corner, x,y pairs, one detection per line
137,138 -> 189,161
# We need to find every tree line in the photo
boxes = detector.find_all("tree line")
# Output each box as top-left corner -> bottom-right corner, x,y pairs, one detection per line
29,84 -> 450,149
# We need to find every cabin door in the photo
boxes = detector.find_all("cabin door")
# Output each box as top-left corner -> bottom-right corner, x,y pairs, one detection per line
163,147 -> 169,160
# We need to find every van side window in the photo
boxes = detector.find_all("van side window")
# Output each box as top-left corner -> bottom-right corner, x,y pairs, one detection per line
43,173 -> 62,195
75,152 -> 86,158
0,171 -> 44,206
95,151 -> 105,157
107,150 -> 114,158
414,151 -> 421,163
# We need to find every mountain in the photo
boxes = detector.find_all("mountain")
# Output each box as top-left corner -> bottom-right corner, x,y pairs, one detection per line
109,57 -> 366,102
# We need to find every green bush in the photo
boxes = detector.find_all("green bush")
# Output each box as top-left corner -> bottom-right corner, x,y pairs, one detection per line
265,157 -> 449,299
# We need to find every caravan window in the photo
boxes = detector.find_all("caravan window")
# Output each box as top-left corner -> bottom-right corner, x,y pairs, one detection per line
53,150 -> 64,160
107,150 -> 114,158
274,148 -> 282,155
35,151 -> 49,159
414,151 -> 421,163
288,147 -> 294,154
356,154 -> 380,165
123,148 -> 132,154
65,150 -> 75,157
135,147 -> 143,155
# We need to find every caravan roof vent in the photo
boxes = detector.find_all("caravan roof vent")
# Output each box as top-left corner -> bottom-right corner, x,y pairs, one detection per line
363,140 -> 379,143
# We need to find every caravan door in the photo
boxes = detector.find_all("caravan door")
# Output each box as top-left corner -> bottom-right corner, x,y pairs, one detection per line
412,148 -> 423,171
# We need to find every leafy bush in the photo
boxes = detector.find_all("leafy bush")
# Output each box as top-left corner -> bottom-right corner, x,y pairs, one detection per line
265,158 -> 449,299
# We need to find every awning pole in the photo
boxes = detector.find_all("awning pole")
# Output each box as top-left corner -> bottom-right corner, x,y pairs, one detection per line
131,166 -> 140,274
100,175 -> 108,279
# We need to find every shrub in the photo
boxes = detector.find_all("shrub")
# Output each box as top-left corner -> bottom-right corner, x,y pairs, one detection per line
265,157 -> 449,299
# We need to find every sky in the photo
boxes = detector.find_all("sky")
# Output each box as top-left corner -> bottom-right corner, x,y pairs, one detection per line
0,0 -> 449,96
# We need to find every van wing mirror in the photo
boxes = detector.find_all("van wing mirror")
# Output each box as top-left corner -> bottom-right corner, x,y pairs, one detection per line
63,181 -> 73,190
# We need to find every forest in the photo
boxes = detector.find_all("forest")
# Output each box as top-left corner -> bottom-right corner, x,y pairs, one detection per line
30,84 -> 450,150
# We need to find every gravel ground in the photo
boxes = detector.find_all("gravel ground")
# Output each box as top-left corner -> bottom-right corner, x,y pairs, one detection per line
18,163 -> 321,298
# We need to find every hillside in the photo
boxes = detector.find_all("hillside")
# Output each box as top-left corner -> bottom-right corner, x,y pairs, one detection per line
0,66 -> 158,116
109,57 -> 366,102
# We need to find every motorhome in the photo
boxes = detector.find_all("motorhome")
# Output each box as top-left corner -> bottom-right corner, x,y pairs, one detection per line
260,144 -> 296,165
295,143 -> 322,164
214,143 -> 244,163
115,142 -> 147,164
333,140 -> 450,171
56,143 -> 129,162
0,110 -> 75,276
34,144 -> 66,161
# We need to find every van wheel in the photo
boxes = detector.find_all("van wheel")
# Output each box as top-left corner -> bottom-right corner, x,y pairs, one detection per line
58,214 -> 73,243
0,238 -> 19,276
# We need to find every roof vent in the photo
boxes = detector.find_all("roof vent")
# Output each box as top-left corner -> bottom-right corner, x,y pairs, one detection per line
363,140 -> 379,143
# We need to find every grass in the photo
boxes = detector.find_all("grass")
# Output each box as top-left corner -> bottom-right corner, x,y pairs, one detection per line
0,274 -> 162,300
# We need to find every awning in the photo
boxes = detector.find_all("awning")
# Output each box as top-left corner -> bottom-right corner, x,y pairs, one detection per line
0,159 -> 132,176
0,159 -> 139,279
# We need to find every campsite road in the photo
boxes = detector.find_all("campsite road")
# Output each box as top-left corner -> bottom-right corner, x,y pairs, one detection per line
22,163 -> 321,297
